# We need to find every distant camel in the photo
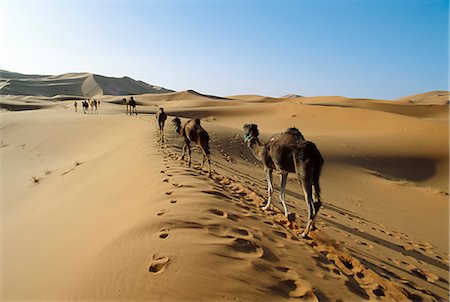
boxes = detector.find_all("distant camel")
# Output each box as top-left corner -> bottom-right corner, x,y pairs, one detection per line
82,100 -> 89,114
74,100 -> 78,112
92,99 -> 98,114
156,108 -> 168,142
156,108 -> 168,133
122,98 -> 128,114
172,117 -> 211,177
243,124 -> 324,238
89,99 -> 94,114
128,97 -> 137,115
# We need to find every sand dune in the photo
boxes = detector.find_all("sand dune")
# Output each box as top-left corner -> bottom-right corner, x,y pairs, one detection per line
397,91 -> 450,105
0,70 -> 173,98
1,73 -> 449,301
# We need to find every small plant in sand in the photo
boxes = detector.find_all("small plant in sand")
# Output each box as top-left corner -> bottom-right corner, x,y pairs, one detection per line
31,175 -> 41,184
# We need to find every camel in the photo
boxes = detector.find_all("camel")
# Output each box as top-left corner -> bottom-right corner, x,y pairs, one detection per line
155,108 -> 168,142
243,124 -> 324,238
122,98 -> 128,114
82,100 -> 89,114
128,97 -> 137,115
156,108 -> 168,133
74,100 -> 78,112
92,99 -> 98,114
172,117 -> 211,177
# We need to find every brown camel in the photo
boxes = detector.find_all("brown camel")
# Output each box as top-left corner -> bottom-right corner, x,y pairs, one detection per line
243,124 -> 324,238
172,117 -> 211,177
82,100 -> 89,114
128,97 -> 137,115
122,98 -> 128,114
156,108 -> 168,133
123,97 -> 137,115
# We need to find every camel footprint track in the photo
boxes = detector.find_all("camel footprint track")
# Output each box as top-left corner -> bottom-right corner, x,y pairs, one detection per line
157,133 -> 434,301
148,254 -> 170,275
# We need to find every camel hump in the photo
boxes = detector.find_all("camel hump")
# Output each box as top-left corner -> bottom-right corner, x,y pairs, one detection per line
286,127 -> 304,140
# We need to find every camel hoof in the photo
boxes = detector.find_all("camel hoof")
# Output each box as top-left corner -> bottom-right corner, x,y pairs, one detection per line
301,231 -> 311,239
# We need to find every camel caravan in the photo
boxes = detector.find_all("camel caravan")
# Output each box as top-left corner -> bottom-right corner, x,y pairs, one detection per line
74,99 -> 99,114
71,97 -> 325,238
154,107 -> 323,238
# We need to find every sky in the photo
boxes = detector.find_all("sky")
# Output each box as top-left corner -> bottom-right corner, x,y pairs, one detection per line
1,0 -> 448,99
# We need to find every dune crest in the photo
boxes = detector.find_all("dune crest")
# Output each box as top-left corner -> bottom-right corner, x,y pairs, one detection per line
0,70 -> 173,97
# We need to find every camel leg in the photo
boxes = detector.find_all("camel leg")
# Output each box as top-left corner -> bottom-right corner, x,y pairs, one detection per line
310,183 -> 322,231
186,143 -> 192,166
279,172 -> 290,217
262,168 -> 274,211
181,144 -> 186,160
200,149 -> 206,170
207,155 -> 211,177
301,179 -> 315,238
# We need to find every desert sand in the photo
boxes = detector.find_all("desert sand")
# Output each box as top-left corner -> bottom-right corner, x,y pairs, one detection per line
0,72 -> 448,301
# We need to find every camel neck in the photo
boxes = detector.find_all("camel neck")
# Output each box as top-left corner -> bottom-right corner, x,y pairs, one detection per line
249,138 -> 264,161
175,124 -> 182,136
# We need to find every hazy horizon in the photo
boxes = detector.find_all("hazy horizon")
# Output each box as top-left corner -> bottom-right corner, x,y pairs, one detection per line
1,0 -> 448,99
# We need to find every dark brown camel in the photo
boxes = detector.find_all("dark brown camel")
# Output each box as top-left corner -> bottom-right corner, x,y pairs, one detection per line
129,97 -> 137,115
82,100 -> 89,114
156,108 -> 168,133
243,124 -> 324,237
172,117 -> 211,177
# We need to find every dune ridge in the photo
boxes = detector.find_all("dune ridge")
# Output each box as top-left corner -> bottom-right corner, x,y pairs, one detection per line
0,70 -> 174,98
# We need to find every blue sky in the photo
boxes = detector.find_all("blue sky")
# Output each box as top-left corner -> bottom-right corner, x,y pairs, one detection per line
1,0 -> 448,99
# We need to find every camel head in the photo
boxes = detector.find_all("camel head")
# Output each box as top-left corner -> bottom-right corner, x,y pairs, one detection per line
159,107 -> 164,112
172,117 -> 182,133
243,124 -> 259,147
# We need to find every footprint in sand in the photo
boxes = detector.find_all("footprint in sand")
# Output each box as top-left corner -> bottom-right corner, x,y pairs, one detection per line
170,199 -> 177,204
163,178 -> 169,182
273,230 -> 289,239
274,279 -> 318,300
157,209 -> 167,216
208,208 -> 227,218
231,238 -> 264,258
372,286 -> 385,297
411,268 -> 440,283
148,254 -> 170,275
232,228 -> 250,237
159,228 -> 169,239
165,191 -> 173,196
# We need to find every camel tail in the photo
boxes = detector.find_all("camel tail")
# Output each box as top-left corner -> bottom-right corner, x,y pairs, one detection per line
309,142 -> 324,203
200,130 -> 210,155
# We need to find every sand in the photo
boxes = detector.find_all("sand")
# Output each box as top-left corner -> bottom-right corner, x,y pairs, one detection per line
0,74 -> 448,301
